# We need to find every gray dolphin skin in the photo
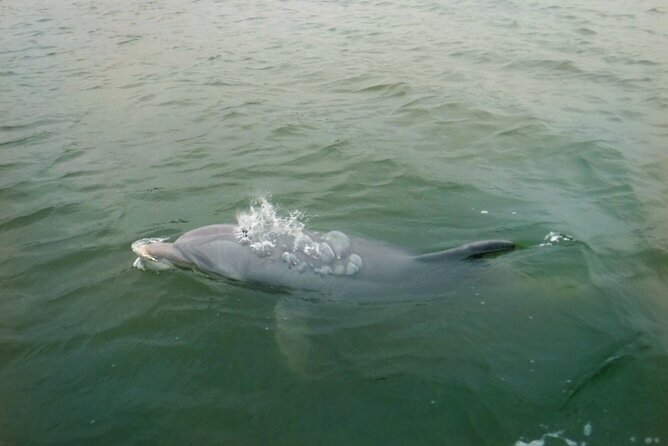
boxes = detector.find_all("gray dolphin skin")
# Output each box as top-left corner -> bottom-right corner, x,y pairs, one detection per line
132,223 -> 514,297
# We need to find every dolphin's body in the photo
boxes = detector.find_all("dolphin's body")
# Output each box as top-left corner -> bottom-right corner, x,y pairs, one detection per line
132,223 -> 514,298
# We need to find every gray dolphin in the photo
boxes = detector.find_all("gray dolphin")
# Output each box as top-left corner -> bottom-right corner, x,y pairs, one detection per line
131,223 -> 514,297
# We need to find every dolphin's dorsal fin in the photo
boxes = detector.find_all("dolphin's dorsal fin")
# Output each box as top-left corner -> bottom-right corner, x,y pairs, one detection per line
414,240 -> 515,262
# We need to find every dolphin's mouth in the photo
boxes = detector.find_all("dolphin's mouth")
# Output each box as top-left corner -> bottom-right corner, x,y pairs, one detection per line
131,237 -> 173,271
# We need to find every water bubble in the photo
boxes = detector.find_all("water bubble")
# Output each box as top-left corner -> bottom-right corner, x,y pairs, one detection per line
317,265 -> 332,276
317,242 -> 335,264
282,252 -> 300,266
346,253 -> 363,275
323,231 -> 351,257
333,262 -> 345,275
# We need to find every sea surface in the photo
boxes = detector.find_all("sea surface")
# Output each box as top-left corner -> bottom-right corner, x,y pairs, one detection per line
1,0 -> 667,444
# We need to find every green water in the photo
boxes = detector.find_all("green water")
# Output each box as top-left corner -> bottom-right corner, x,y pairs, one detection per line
1,0 -> 667,444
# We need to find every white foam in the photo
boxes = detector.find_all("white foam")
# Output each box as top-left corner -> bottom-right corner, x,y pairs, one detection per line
539,231 -> 574,247
515,424 -> 602,446
514,431 -> 578,446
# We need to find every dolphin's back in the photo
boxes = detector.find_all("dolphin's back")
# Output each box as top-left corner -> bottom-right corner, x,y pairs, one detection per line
413,240 -> 515,262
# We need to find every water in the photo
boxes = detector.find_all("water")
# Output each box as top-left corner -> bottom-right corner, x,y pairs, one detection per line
1,0 -> 667,444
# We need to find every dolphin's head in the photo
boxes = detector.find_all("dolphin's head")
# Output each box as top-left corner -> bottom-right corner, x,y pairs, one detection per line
132,238 -> 190,271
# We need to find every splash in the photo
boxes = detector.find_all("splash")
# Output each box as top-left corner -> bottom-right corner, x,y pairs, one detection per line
514,422 -> 604,446
234,196 -> 308,256
233,196 -> 362,275
539,231 -> 574,247
514,429 -> 586,446
514,431 -> 579,446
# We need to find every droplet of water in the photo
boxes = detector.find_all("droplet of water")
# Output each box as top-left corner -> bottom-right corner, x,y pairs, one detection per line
584,422 -> 592,437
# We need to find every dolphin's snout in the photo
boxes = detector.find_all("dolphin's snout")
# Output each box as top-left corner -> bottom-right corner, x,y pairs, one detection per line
132,238 -> 158,260
131,238 -> 175,271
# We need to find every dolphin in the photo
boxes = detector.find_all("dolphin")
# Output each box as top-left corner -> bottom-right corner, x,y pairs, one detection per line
131,223 -> 514,298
